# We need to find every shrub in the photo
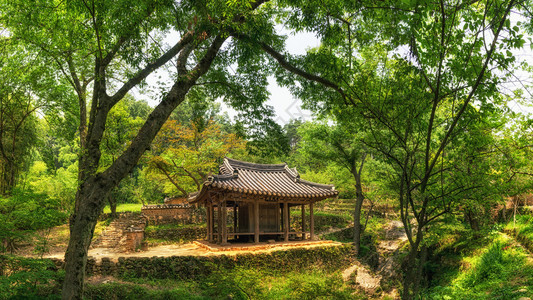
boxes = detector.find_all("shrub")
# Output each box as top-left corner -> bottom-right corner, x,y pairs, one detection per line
0,255 -> 63,299
0,190 -> 68,253
290,211 -> 351,232
425,234 -> 533,299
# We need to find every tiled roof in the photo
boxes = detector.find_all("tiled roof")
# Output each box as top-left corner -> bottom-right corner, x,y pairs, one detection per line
189,158 -> 338,202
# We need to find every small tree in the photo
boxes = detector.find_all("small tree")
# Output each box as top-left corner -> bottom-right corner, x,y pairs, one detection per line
297,120 -> 368,253
148,119 -> 246,196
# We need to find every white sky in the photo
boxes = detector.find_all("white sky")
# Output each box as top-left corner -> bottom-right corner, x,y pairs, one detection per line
135,30 -> 320,126
135,15 -> 533,125
221,31 -> 320,125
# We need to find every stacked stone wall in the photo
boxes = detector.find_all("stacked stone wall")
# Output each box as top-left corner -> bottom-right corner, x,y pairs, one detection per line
141,204 -> 205,225
46,244 -> 354,278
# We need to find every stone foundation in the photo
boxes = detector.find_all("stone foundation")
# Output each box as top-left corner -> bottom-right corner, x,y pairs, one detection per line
193,239 -> 338,252
124,228 -> 144,252
141,204 -> 193,224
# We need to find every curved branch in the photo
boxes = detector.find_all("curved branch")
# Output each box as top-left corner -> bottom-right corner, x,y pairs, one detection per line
245,38 -> 352,104
108,31 -> 195,106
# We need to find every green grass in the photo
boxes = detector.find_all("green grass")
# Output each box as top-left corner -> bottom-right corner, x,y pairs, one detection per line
103,203 -> 143,214
504,214 -> 533,231
85,268 -> 361,300
425,233 -> 533,299
9,260 -> 362,299
504,214 -> 533,252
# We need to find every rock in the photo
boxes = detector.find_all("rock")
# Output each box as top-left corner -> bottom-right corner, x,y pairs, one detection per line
342,265 -> 358,281
342,262 -> 381,293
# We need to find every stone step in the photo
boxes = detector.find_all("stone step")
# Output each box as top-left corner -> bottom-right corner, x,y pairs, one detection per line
91,215 -> 146,249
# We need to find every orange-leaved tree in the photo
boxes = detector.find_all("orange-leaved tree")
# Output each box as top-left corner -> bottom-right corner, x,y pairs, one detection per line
147,119 -> 245,197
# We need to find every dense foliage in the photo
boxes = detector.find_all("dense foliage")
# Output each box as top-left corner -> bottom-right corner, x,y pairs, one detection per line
0,190 -> 68,254
1,0 -> 533,299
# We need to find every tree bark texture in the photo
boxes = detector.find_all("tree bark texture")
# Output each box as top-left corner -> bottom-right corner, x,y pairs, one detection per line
61,175 -> 111,300
61,32 -> 227,299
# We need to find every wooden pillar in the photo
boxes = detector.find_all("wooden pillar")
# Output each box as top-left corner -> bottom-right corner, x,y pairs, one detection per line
217,203 -> 222,244
301,204 -> 306,240
233,202 -> 238,238
222,200 -> 228,244
210,204 -> 215,242
206,202 -> 211,241
310,202 -> 315,240
283,202 -> 289,242
254,201 -> 260,243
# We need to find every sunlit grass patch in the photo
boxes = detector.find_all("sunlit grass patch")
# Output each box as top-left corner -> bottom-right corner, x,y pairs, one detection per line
103,203 -> 143,213
426,233 -> 533,299
110,268 -> 360,300
505,214 -> 533,253
93,220 -> 110,239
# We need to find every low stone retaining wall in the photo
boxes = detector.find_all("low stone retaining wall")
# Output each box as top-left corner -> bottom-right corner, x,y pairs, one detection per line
124,228 -> 144,251
47,244 -> 355,278
144,225 -> 206,242
141,204 -> 197,225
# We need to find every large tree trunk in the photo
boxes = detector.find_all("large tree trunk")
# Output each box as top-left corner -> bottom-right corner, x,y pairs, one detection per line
61,175 -> 111,299
401,217 -> 427,300
402,237 -> 420,299
60,33 -> 227,299
402,243 -> 428,300
402,245 -> 418,300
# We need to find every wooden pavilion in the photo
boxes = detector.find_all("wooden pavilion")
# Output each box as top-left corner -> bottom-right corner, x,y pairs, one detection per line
188,158 -> 339,244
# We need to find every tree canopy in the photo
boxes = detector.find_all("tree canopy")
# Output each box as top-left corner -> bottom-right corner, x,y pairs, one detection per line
1,0 -> 533,299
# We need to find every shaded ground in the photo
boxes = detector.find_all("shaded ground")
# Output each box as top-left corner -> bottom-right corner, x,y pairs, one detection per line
15,224 -> 70,257
17,221 -> 109,257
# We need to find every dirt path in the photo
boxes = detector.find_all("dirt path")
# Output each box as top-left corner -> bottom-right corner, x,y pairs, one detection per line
342,261 -> 381,291
342,220 -> 408,297
41,240 -> 343,262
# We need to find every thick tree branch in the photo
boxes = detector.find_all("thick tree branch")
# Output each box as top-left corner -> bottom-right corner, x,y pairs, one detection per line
102,35 -> 227,187
109,31 -> 195,106
253,40 -> 352,104
171,159 -> 201,190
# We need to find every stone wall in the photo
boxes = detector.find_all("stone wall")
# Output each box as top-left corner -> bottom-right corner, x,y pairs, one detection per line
124,229 -> 144,251
98,211 -> 142,221
141,204 -> 192,225
141,204 -> 205,225
48,244 -> 355,278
